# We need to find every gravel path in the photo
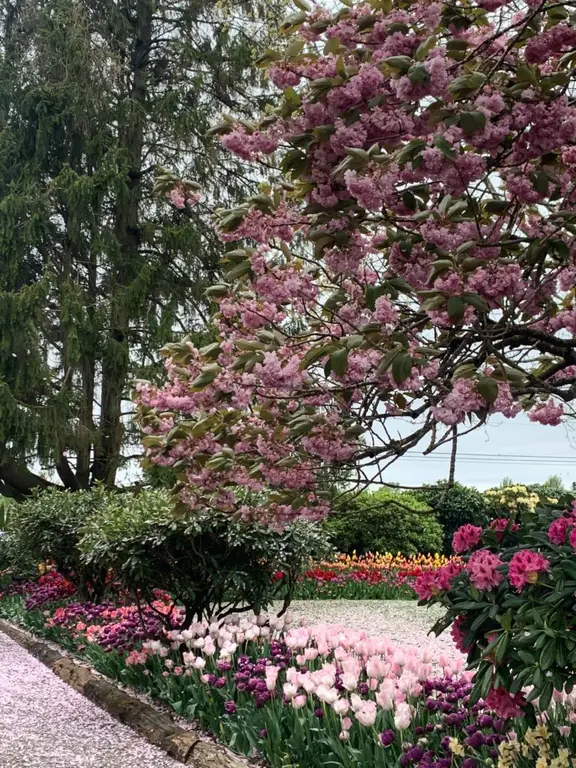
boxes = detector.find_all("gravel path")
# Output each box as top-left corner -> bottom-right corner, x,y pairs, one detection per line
286,600 -> 460,659
0,630 -> 180,768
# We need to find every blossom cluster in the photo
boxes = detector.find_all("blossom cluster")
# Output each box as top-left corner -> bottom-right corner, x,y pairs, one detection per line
137,0 -> 576,529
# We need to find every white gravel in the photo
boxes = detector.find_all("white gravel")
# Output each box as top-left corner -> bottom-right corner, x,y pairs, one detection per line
0,630 -> 181,768
285,600 -> 460,659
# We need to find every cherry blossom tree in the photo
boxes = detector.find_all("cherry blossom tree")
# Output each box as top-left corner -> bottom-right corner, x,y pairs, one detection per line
137,0 -> 576,528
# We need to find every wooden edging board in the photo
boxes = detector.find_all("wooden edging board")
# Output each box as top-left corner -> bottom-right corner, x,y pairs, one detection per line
0,619 -> 245,768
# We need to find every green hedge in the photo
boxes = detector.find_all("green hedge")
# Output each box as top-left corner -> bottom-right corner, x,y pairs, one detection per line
413,482 -> 490,554
324,488 -> 443,556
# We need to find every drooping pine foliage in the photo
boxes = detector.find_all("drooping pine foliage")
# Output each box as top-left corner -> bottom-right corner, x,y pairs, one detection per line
0,0 -> 285,496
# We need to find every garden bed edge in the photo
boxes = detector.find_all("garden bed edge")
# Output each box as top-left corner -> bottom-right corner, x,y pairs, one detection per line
0,619 -> 245,768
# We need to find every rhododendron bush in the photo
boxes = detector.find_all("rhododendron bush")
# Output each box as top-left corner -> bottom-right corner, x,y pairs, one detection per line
137,0 -> 576,529
419,496 -> 576,721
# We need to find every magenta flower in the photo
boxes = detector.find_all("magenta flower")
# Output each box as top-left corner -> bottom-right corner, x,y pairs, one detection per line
414,571 -> 441,600
452,524 -> 483,554
485,687 -> 526,719
548,517 -> 573,545
450,616 -> 472,653
508,550 -> 550,592
489,518 -> 519,541
466,549 -> 504,592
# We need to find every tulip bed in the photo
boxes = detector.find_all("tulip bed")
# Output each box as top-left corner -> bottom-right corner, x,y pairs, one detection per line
293,554 -> 461,600
1,575 -> 576,767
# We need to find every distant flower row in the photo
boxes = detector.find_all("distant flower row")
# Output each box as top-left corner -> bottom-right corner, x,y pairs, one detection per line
289,553 -> 462,600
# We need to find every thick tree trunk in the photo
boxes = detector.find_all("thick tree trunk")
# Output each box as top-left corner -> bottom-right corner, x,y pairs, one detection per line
92,1 -> 153,486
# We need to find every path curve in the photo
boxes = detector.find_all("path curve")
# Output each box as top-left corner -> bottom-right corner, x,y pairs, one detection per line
0,630 -> 180,768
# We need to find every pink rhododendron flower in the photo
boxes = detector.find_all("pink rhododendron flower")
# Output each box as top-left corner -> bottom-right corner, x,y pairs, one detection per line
452,524 -> 483,554
466,549 -> 504,591
450,616 -> 471,653
414,571 -> 441,601
548,517 -> 575,545
508,550 -> 550,592
489,518 -> 519,541
486,687 -> 526,719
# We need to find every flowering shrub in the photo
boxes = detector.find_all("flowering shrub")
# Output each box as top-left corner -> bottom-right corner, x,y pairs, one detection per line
414,484 -> 490,556
3,583 -> 576,768
484,486 -> 542,517
293,552 -> 461,599
420,495 -> 576,720
136,0 -> 576,532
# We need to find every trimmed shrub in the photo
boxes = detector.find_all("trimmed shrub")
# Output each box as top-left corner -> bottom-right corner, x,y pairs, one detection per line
414,482 -> 490,555
5,486 -> 110,599
324,488 -> 443,556
79,489 -> 331,623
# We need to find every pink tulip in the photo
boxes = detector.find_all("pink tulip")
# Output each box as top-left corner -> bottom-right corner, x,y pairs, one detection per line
332,698 -> 350,716
316,685 -> 338,705
394,703 -> 412,730
376,690 -> 394,710
342,717 -> 353,730
356,702 -> 377,727
283,683 -> 298,700
292,694 -> 307,709
341,673 -> 358,692
339,730 -> 349,741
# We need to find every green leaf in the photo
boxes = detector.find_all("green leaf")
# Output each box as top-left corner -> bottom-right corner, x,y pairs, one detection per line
414,35 -> 436,61
300,344 -> 334,370
382,55 -> 412,74
392,353 -> 413,385
459,111 -> 486,137
477,376 -> 499,404
530,170 -> 549,197
462,293 -> 490,313
331,347 -> 349,376
538,680 -> 554,711
407,64 -> 429,85
540,640 -> 557,671
483,199 -> 509,214
447,295 -> 466,322
434,135 -> 457,160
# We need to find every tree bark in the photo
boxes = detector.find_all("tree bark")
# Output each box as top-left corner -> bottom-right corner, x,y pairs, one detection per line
92,0 -> 153,486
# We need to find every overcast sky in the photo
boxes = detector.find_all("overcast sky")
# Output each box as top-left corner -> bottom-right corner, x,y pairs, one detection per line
383,414 -> 576,490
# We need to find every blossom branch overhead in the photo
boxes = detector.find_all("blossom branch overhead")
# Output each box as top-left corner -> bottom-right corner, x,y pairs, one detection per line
138,0 -> 576,527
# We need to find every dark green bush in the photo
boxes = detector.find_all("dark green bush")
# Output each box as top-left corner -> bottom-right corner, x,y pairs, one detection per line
6,486 -> 110,599
79,489 -> 331,623
324,488 -> 443,556
413,482 -> 490,554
